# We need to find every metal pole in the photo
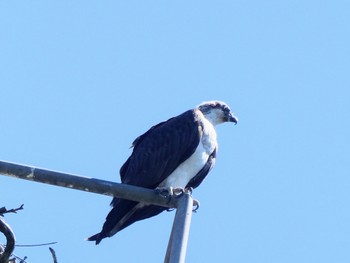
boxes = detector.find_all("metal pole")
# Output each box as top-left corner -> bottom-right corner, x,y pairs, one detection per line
0,160 -> 195,262
0,160 -> 177,209
164,192 -> 193,263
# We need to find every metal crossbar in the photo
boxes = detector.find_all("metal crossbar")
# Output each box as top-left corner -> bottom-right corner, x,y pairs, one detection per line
0,160 -> 195,263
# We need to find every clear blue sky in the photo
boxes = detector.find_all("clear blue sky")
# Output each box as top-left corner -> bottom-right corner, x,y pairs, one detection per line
1,1 -> 350,262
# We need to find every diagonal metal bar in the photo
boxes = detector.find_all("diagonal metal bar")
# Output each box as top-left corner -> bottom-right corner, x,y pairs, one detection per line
0,160 -> 196,263
164,192 -> 193,263
0,160 -> 177,208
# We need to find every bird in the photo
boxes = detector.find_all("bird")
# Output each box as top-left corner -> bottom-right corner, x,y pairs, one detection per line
87,101 -> 238,244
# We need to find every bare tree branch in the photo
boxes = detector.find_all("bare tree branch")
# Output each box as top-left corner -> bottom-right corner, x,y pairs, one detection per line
49,247 -> 58,263
0,205 -> 24,217
18,256 -> 27,263
0,218 -> 16,263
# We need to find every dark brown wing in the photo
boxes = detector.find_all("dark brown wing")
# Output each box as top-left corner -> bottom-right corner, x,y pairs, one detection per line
119,109 -> 201,188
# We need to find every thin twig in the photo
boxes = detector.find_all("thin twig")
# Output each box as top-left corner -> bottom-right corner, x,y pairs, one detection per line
18,256 -> 28,263
0,205 -> 24,217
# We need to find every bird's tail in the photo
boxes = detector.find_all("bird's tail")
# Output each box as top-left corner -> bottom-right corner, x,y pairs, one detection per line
86,233 -> 105,245
87,198 -> 167,244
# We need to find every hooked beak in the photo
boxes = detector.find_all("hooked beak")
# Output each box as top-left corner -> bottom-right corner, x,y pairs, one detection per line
228,113 -> 238,124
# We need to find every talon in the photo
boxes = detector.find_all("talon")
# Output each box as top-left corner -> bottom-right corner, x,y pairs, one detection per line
185,187 -> 193,195
173,188 -> 184,195
192,199 -> 200,212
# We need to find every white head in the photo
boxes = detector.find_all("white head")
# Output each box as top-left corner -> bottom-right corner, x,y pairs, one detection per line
197,101 -> 238,126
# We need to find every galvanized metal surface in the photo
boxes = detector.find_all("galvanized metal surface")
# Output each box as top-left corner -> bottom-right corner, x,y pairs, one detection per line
165,193 -> 193,263
0,160 -> 177,208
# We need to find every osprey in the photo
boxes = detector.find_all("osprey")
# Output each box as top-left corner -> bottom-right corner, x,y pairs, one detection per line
88,101 -> 238,244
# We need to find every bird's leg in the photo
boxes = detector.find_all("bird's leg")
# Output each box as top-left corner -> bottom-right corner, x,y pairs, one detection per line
156,187 -> 188,197
157,187 -> 199,212
156,187 -> 182,212
156,186 -> 174,198
156,187 -> 174,211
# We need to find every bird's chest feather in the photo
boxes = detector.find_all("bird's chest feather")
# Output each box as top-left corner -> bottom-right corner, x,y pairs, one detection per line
160,121 -> 217,189
200,119 -> 218,154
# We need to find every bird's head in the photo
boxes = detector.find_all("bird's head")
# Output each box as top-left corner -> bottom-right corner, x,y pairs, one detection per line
197,101 -> 238,126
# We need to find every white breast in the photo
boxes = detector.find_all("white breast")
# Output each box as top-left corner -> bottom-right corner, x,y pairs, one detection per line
159,118 -> 217,189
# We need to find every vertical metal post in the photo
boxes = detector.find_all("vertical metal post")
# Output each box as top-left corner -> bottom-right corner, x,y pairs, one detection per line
164,193 -> 193,263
